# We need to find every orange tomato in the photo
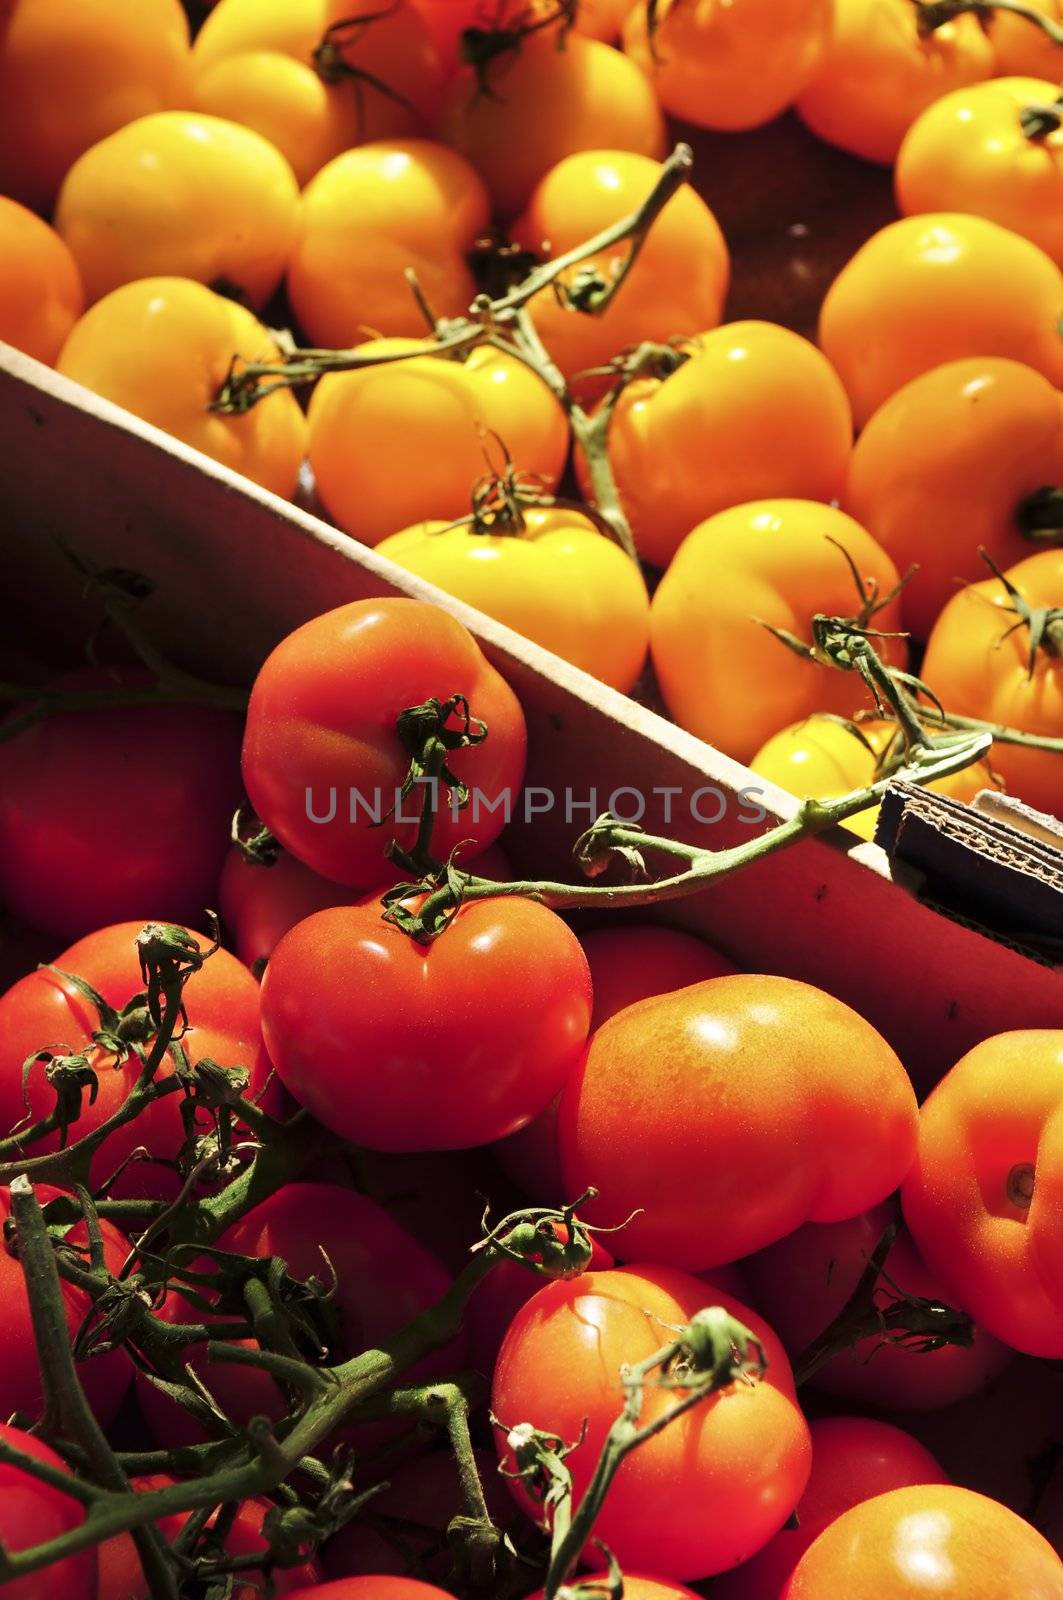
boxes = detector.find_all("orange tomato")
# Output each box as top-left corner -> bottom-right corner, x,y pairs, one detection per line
781,1484 -> 1063,1599
795,0 -> 994,167
435,30 -> 666,217
650,501 -> 906,762
0,0 -> 191,212
989,0 -> 1063,78
191,0 -> 444,186
287,140 -> 490,347
510,149 -> 729,388
896,77 -> 1063,267
376,506 -> 650,692
586,322 -> 852,569
54,112 -> 300,310
0,198 -> 84,366
306,340 -> 569,544
819,214 -> 1063,429
921,549 -> 1063,817
56,278 -> 308,499
845,358 -> 1063,640
622,0 -> 832,131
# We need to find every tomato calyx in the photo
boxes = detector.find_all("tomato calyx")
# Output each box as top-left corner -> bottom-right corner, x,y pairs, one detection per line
312,4 -> 417,128
384,692 -> 490,875
1020,93 -> 1063,140
459,1 -> 578,99
978,547 -> 1063,673
1015,485 -> 1063,544
231,803 -> 281,868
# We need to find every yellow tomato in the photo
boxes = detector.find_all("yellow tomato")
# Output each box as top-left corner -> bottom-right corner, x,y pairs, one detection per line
0,0 -> 191,211
0,198 -> 84,367
287,140 -> 490,347
56,278 -> 308,499
54,113 -> 300,310
376,507 -> 650,692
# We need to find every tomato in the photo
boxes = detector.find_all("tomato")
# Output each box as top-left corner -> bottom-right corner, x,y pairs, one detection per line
896,78 -> 1063,268
408,0 -> 481,60
192,0 -> 443,186
307,342 -> 569,546
288,141 -> 489,347
580,923 -> 739,1028
137,1182 -> 458,1448
0,0 -> 191,212
99,1477 -> 320,1600
54,111 -> 300,309
291,1581 -> 453,1598
493,1266 -> 811,1579
435,31 -> 666,217
260,896 -> 591,1150
780,1484 -> 1063,1599
241,598 -> 527,883
990,0 -> 1063,78
749,716 -> 1002,844
844,357 -> 1063,640
219,845 -> 368,973
818,214 -> 1063,429
0,198 -> 84,367
622,0 -> 832,131
744,1201 -> 1013,1410
558,974 -> 918,1268
57,278 -> 308,499
0,1424 -> 98,1600
509,149 -> 730,390
529,1579 -> 701,1600
0,670 -> 242,942
376,506 -> 650,692
650,500 -> 906,763
574,0 -> 639,40
0,922 -> 275,1198
586,323 -> 852,570
920,549 -> 1063,817
713,1416 -> 949,1600
795,0 -> 994,167
0,1185 -> 131,1426
901,1030 -> 1063,1359
467,1225 -> 614,1376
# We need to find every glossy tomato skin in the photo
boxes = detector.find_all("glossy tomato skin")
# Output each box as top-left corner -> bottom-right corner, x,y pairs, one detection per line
57,277 -> 308,498
920,550 -> 1063,817
307,343 -> 569,546
241,598 -> 527,884
0,670 -> 243,942
844,357 -> 1063,640
436,31 -> 666,217
649,501 -> 906,763
0,0 -> 192,211
623,0 -> 831,131
558,974 -> 918,1269
493,1266 -> 812,1580
55,111 -> 300,309
466,1227 -> 615,1377
0,1424 -> 98,1600
780,1484 -> 1063,1599
259,897 -> 592,1150
713,1416 -> 949,1600
795,0 -> 993,166
591,322 -> 853,569
819,213 -> 1063,429
0,1187 -> 132,1427
288,140 -> 488,347
902,1031 -> 1063,1358
896,78 -> 1063,267
510,149 -> 729,388
376,508 -> 651,692
0,198 -> 84,366
744,1201 -> 1012,1410
0,922 -> 274,1198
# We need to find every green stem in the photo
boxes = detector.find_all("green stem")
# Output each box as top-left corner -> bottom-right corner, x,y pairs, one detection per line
914,0 -> 1063,44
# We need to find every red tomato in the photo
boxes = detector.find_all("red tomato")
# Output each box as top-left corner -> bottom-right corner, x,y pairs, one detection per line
780,1484 -> 1063,1598
0,922 -> 275,1198
558,974 -> 918,1269
0,1423 -> 98,1600
902,1030 -> 1063,1358
241,599 -> 527,886
99,1476 -> 320,1599
260,896 -> 592,1150
493,1266 -> 811,1579
744,1201 -> 1013,1410
713,1416 -> 949,1600
580,923 -> 739,1028
0,1186 -> 131,1427
137,1182 -> 457,1448
0,670 -> 243,942
292,1581 -> 453,1598
466,1225 -> 614,1377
